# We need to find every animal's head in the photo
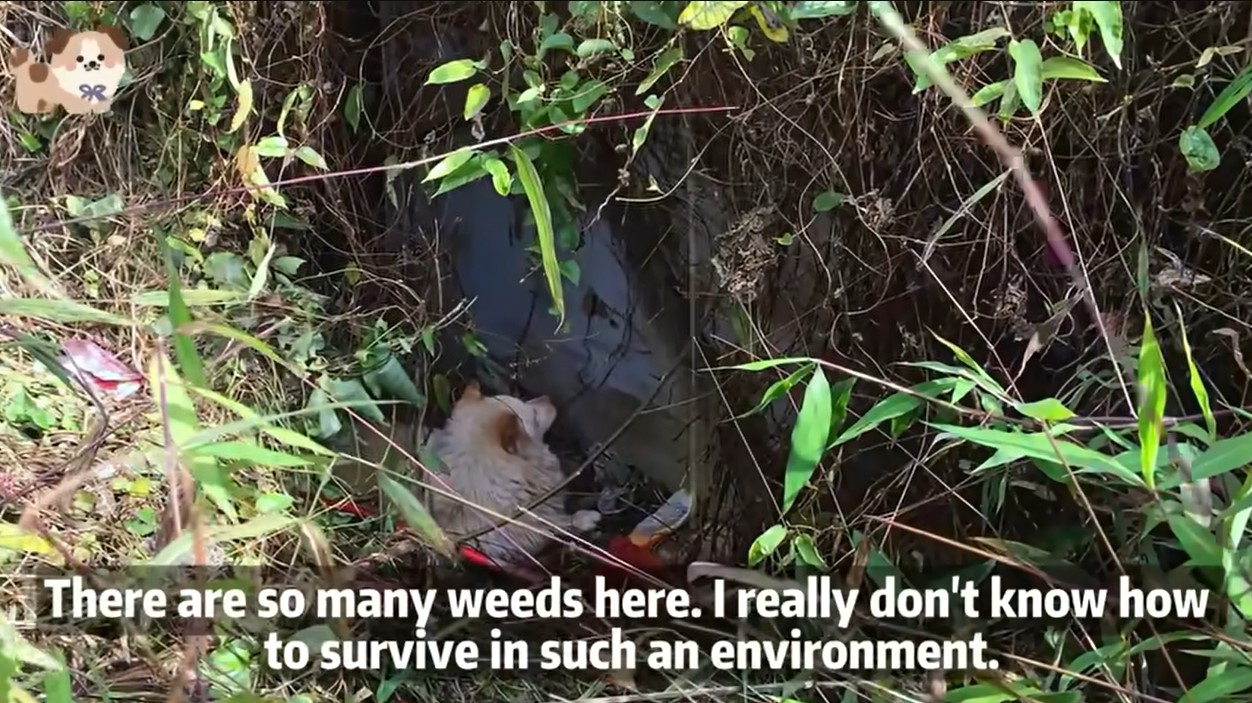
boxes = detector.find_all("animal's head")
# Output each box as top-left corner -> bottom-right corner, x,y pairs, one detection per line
452,382 -> 557,455
45,25 -> 128,77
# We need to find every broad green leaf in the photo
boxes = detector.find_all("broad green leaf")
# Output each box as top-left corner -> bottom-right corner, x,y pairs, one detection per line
1179,125 -> 1220,172
378,474 -> 455,558
812,190 -> 845,212
933,424 -> 1142,485
1198,63 -> 1252,129
329,378 -> 385,424
1075,0 -> 1123,69
791,1 -> 858,20
792,533 -> 828,570
463,83 -> 490,121
294,145 -> 328,170
424,59 -> 477,85
576,39 -> 616,58
678,0 -> 749,30
782,367 -> 832,513
637,46 -> 683,96
1040,55 -> 1106,82
128,4 -> 166,41
508,143 -> 565,329
1015,398 -> 1076,422
362,353 -> 425,406
1167,511 -> 1221,566
1175,304 -> 1216,441
970,80 -> 1007,107
1009,39 -> 1044,115
630,1 -> 679,29
1137,316 -> 1167,489
422,147 -> 475,184
187,441 -> 311,468
482,156 -> 512,196
343,84 -> 363,133
1192,433 -> 1252,481
1182,666 -> 1252,702
829,377 -> 855,433
830,392 -> 920,449
747,524 -> 790,566
735,362 -> 814,419
253,136 -> 289,158
0,298 -> 130,325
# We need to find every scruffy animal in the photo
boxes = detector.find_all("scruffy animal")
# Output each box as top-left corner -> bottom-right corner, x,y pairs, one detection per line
10,25 -> 128,115
426,382 -> 601,564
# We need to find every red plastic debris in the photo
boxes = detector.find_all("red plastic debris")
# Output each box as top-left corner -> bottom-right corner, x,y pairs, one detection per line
58,338 -> 143,400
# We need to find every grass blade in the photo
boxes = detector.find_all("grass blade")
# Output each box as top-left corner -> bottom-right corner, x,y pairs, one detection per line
1137,316 -> 1167,489
378,474 -> 455,558
507,143 -> 565,330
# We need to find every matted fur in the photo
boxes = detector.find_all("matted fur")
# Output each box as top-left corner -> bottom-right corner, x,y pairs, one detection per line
425,382 -> 600,563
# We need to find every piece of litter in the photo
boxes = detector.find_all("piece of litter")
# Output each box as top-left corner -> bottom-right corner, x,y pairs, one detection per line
59,339 -> 143,400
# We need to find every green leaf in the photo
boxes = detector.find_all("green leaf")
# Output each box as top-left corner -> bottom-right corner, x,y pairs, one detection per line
482,156 -> 512,196
187,441 -> 311,468
1166,510 -> 1221,565
793,533 -> 829,570
362,353 -> 425,406
508,144 -> 565,329
577,39 -> 616,58
425,59 -> 478,85
812,190 -> 845,212
1075,0 -> 1123,69
735,362 -> 814,419
930,332 -> 1008,398
678,0 -> 749,30
185,384 -> 335,457
343,84 -> 363,133
830,392 -> 919,449
294,145 -> 328,170
1015,398 -> 1076,422
1009,39 -> 1044,115
255,492 -> 295,514
829,377 -> 855,433
791,1 -> 858,20
463,83 -> 490,121
253,136 -> 289,158
637,46 -> 683,96
128,4 -> 166,41
1137,316 -> 1167,489
933,424 -> 1143,485
423,147 -> 475,184
1192,433 -> 1252,481
747,524 -> 790,566
970,80 -> 1007,108
1175,305 -> 1216,442
630,1 -> 679,29
0,523 -> 53,554
0,298 -> 130,325
782,367 -> 832,513
164,242 -> 206,388
1040,55 -> 1106,82
378,474 -> 456,558
1179,125 -> 1220,172
329,378 -> 385,423
1198,63 -> 1252,130
728,356 -> 813,372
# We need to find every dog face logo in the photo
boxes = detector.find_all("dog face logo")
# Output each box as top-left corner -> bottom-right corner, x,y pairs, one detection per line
10,24 -> 128,115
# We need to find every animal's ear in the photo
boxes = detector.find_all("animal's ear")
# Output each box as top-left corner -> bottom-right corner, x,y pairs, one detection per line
44,29 -> 74,56
97,24 -> 129,51
459,380 -> 482,403
527,396 -> 557,435
489,411 -> 523,456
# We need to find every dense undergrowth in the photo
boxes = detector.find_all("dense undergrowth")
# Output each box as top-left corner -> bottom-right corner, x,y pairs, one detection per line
1,1 -> 1252,702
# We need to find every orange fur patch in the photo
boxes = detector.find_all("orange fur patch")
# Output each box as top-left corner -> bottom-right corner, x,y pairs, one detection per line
487,410 -> 523,455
